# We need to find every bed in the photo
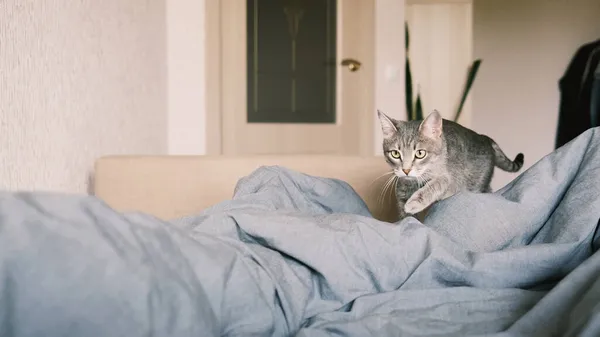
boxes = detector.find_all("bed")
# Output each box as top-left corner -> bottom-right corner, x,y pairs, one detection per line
0,129 -> 599,337
93,155 -> 399,222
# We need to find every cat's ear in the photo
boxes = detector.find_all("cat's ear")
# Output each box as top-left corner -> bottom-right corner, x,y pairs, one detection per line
419,110 -> 443,139
377,110 -> 398,138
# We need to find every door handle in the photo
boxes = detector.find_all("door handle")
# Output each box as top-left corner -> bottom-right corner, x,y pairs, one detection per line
341,58 -> 362,72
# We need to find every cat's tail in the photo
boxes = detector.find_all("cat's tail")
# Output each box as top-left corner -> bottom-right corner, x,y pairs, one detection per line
489,139 -> 524,172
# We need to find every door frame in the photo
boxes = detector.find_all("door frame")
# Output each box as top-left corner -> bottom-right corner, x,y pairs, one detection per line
203,0 -> 377,155
204,0 -> 223,155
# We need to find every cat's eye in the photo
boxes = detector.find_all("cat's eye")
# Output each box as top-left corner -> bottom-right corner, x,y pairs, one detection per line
389,150 -> 401,159
415,149 -> 427,159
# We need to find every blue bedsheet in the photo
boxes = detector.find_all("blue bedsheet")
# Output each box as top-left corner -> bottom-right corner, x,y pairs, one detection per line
0,128 -> 599,337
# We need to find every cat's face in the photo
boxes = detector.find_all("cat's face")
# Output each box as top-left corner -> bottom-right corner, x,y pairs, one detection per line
377,110 -> 445,180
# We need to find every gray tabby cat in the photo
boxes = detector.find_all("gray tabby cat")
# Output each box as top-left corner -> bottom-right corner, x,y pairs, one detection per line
377,109 -> 524,219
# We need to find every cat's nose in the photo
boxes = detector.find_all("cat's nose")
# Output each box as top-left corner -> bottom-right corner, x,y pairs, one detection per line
402,169 -> 411,175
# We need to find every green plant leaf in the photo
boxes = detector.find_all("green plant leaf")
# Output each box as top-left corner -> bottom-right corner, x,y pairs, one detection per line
454,59 -> 482,122
415,92 -> 423,121
405,22 -> 414,120
405,21 -> 410,51
406,59 -> 414,120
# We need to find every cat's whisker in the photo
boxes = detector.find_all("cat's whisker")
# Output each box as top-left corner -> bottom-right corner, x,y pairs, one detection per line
381,177 -> 391,204
391,176 -> 399,202
369,171 -> 394,187
370,172 -> 394,206
386,176 -> 399,205
378,177 -> 390,205
379,175 -> 396,206
376,179 -> 385,205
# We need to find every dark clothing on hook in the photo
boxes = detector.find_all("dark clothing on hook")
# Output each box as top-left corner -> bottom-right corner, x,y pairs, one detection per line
555,39 -> 600,149
592,62 -> 600,128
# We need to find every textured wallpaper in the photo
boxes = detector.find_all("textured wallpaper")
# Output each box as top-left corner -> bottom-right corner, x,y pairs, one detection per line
0,0 -> 167,194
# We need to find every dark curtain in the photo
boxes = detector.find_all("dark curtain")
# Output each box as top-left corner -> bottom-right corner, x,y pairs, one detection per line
555,39 -> 600,149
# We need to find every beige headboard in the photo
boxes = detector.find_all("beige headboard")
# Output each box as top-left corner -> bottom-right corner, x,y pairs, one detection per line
94,155 -> 398,222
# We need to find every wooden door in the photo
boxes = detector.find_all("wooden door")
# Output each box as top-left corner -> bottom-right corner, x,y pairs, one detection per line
220,0 -> 375,155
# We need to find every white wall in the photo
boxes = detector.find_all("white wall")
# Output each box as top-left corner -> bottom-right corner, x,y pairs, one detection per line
0,0 -> 167,193
167,0 -> 206,155
473,0 -> 600,189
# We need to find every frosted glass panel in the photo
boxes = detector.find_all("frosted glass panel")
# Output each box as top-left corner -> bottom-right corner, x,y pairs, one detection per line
247,0 -> 337,123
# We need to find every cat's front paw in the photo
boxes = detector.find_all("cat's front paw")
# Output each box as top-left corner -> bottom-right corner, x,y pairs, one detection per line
404,196 -> 428,215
